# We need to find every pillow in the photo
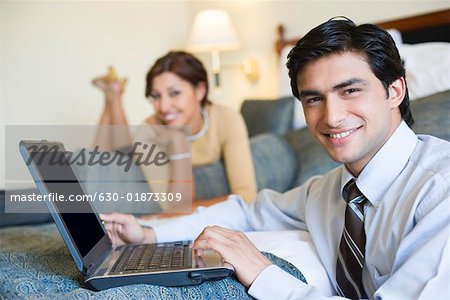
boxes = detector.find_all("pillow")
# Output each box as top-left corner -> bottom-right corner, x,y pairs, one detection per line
193,162 -> 230,200
410,89 -> 450,141
241,96 -> 295,137
398,42 -> 450,100
386,28 -> 403,46
250,133 -> 297,192
194,133 -> 298,198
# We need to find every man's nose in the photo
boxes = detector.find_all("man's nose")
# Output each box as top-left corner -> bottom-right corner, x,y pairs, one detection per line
323,96 -> 347,128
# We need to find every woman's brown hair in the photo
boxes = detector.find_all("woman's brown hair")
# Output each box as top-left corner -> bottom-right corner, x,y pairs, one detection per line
145,51 -> 209,106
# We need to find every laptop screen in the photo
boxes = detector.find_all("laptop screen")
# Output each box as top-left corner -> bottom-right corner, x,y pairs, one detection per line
30,150 -> 105,257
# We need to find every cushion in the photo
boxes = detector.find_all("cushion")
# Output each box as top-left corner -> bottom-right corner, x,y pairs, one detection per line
398,43 -> 450,100
410,89 -> 450,141
193,133 -> 298,198
284,128 -> 340,187
0,223 -> 306,299
193,162 -> 230,200
387,29 -> 403,46
250,133 -> 298,192
241,97 -> 295,137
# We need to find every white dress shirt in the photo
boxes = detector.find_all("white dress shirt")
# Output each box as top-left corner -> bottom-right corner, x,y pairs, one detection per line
152,122 -> 450,299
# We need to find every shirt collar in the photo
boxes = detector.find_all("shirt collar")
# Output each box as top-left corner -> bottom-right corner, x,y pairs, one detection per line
340,121 -> 418,206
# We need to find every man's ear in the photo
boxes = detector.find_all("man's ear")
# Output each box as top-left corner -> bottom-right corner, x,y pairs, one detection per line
388,77 -> 406,108
195,82 -> 207,103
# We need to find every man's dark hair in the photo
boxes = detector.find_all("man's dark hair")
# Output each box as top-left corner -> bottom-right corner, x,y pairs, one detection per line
287,18 -> 414,127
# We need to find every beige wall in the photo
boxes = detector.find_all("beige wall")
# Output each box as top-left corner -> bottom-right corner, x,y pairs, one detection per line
2,1 -> 190,126
1,1 -> 190,188
1,0 -> 448,188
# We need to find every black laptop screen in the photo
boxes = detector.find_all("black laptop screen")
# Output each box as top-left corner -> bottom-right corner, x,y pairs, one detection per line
30,150 -> 105,257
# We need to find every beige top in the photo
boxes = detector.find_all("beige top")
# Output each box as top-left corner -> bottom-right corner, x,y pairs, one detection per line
135,103 -> 257,202
191,103 -> 257,201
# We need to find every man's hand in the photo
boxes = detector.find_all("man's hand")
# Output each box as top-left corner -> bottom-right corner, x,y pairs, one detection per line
192,225 -> 272,287
99,212 -> 155,247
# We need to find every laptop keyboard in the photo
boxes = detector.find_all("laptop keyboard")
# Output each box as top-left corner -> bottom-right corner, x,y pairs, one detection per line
110,241 -> 191,275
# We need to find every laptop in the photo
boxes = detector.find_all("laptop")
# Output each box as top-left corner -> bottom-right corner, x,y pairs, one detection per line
19,140 -> 233,291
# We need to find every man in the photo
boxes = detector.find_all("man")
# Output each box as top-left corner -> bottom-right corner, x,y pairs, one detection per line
101,18 -> 449,299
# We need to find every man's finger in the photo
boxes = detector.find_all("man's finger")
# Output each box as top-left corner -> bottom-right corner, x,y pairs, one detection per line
100,212 -> 134,225
193,232 -> 233,257
195,226 -> 244,248
103,222 -> 113,231
192,238 -> 231,263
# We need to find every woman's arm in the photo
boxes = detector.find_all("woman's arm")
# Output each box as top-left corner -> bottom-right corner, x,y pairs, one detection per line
134,123 -> 193,214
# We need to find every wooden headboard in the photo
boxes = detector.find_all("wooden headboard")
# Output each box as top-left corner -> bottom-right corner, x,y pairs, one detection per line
275,9 -> 450,56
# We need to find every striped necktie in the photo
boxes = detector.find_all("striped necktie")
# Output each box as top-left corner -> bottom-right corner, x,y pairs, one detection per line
336,179 -> 368,299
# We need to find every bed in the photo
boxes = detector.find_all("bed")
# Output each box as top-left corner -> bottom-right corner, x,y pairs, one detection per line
1,9 -> 450,299
276,9 -> 450,129
0,222 -> 332,299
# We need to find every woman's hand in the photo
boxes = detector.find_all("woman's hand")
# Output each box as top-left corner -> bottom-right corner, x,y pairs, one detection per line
99,212 -> 155,247
192,225 -> 272,287
140,124 -> 190,151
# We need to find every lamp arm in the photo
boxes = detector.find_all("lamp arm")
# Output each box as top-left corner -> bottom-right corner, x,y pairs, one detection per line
210,51 -> 221,90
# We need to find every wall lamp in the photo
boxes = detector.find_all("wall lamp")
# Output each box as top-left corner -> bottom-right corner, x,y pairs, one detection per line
187,9 -> 259,91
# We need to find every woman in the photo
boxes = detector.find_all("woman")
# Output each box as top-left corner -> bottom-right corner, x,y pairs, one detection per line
93,51 -> 257,211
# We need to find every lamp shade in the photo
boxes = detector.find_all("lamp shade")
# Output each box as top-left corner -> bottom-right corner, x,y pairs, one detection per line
187,9 -> 241,52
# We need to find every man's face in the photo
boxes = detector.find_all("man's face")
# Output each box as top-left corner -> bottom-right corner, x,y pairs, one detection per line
297,52 -> 404,176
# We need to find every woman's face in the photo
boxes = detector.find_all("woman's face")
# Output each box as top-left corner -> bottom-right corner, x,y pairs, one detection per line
149,72 -> 205,127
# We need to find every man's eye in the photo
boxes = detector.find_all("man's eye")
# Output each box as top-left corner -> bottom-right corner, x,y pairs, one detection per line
304,97 -> 321,104
344,88 -> 360,95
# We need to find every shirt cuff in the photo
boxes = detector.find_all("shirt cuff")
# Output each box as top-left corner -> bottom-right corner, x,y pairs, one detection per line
248,264 -> 308,300
151,214 -> 201,243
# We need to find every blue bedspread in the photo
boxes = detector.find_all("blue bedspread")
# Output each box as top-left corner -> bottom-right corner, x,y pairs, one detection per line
0,223 -> 306,299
